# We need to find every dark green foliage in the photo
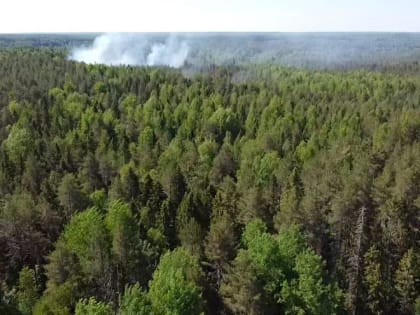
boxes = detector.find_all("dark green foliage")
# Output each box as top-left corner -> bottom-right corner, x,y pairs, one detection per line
220,250 -> 263,315
57,173 -> 88,218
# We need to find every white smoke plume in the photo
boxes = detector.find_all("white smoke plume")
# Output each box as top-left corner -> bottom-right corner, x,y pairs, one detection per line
69,33 -> 190,68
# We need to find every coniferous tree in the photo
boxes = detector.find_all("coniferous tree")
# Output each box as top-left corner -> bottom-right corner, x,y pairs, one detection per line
395,249 -> 420,315
16,267 -> 39,315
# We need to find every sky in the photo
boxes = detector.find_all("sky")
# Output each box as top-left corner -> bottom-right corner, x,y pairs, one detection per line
1,0 -> 419,33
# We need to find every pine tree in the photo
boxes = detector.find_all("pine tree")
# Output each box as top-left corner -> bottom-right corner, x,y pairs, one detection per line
274,168 -> 303,231
205,213 -> 237,288
363,246 -> 387,315
17,267 -> 39,315
347,206 -> 369,315
105,200 -> 138,296
220,250 -> 263,315
395,249 -> 420,315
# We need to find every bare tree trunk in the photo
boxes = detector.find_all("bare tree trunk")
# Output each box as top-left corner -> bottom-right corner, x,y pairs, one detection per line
348,206 -> 367,315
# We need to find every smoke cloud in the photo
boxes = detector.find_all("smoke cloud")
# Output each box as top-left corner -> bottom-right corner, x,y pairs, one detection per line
69,33 -> 190,68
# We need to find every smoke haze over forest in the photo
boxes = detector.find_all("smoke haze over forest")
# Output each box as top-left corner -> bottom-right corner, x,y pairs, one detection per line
70,34 -> 190,67
65,33 -> 420,69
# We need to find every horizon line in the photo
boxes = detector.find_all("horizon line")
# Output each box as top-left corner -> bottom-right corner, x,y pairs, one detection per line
1,31 -> 420,35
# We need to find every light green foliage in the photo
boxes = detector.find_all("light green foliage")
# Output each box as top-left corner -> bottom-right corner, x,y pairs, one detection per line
119,284 -> 152,315
242,219 -> 268,246
208,107 -> 240,139
63,207 -> 109,278
198,139 -> 219,167
148,248 -> 204,315
276,226 -> 307,277
63,92 -> 86,120
105,200 -> 138,284
139,126 -> 155,150
241,220 -> 343,313
253,151 -> 280,186
281,250 -> 343,315
75,297 -> 113,315
90,189 -> 107,211
102,109 -> 117,127
295,138 -> 316,162
33,281 -> 75,315
8,100 -> 25,116
3,125 -> 32,162
105,200 -> 134,256
93,81 -> 107,95
242,220 -> 285,302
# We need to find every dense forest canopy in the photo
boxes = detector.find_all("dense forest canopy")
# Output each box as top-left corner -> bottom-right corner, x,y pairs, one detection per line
0,34 -> 419,314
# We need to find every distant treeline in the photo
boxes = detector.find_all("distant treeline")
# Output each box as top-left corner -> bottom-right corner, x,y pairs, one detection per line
2,33 -> 420,69
0,33 -> 96,48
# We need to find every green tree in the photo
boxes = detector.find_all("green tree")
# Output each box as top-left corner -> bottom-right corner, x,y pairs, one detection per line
205,213 -> 237,288
395,249 -> 420,315
105,200 -> 140,293
148,248 -> 204,315
3,125 -> 33,164
0,192 -> 49,274
415,297 -> 420,315
363,246 -> 387,315
276,225 -> 307,279
242,220 -> 284,307
119,284 -> 152,315
220,250 -> 263,315
57,173 -> 87,218
274,168 -> 303,231
33,281 -> 75,315
17,267 -> 39,315
281,249 -> 344,315
178,217 -> 204,258
63,207 -> 110,281
75,297 -> 113,315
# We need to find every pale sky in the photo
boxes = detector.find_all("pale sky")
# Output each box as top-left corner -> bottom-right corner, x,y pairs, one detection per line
1,0 -> 419,33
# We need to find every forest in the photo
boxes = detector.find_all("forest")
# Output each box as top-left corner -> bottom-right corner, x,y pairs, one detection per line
0,35 -> 419,315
